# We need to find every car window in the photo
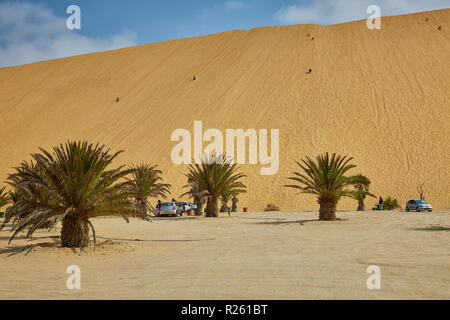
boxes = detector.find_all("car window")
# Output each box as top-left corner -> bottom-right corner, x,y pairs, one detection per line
162,202 -> 174,206
416,200 -> 427,204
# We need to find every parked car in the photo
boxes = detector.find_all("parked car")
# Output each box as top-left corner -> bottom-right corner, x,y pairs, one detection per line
159,201 -> 183,217
406,199 -> 432,212
177,201 -> 197,212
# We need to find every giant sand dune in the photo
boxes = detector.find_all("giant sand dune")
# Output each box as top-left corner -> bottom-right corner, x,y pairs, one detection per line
0,9 -> 449,211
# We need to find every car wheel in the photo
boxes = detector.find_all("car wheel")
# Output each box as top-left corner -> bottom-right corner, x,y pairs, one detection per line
406,207 -> 409,212
428,209 -> 432,212
416,207 -> 421,212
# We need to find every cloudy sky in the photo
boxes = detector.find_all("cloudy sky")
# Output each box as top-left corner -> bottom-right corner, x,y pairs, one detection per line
0,0 -> 449,67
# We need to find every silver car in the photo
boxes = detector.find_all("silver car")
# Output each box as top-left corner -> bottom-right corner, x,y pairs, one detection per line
159,202 -> 182,217
406,199 -> 432,212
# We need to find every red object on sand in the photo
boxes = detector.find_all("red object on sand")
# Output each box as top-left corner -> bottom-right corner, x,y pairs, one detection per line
243,208 -> 248,213
187,209 -> 195,216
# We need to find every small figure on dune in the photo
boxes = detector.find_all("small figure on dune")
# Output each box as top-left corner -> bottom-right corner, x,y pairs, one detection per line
306,68 -> 312,74
306,33 -> 310,37
116,97 -> 120,102
425,18 -> 428,22
193,76 -> 197,81
311,37 -> 315,40
378,196 -> 384,210
438,26 -> 441,30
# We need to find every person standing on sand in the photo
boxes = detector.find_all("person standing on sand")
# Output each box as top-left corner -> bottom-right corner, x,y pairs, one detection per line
378,196 -> 384,210
156,200 -> 162,216
232,196 -> 238,212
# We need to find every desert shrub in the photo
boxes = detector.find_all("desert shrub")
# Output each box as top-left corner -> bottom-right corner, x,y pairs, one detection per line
264,203 -> 280,212
379,197 -> 401,210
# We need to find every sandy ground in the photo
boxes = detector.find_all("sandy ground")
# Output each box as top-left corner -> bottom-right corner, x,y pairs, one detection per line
1,9 -> 449,211
0,210 -> 449,300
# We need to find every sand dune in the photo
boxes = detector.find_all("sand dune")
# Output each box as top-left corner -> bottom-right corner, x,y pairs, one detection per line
0,9 -> 449,211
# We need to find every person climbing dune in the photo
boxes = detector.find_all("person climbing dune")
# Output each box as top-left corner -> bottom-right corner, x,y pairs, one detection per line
116,97 -> 120,102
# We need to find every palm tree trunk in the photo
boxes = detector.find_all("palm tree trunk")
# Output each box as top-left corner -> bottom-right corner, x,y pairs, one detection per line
137,199 -> 147,216
205,196 -> 219,217
61,216 -> 89,248
357,200 -> 365,211
194,196 -> 203,216
220,202 -> 229,212
319,198 -> 338,221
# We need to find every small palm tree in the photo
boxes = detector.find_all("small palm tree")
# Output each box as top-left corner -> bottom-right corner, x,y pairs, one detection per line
181,181 -> 208,216
1,141 -> 146,249
352,174 -> 375,211
285,152 -> 373,221
184,154 -> 246,217
383,197 -> 400,210
126,164 -> 171,217
220,188 -> 242,212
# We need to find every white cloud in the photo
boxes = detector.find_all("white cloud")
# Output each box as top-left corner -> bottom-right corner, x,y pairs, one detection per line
274,0 -> 450,25
225,1 -> 245,10
0,2 -> 137,67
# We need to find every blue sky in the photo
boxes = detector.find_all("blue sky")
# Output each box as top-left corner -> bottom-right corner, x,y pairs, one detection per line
0,0 -> 449,67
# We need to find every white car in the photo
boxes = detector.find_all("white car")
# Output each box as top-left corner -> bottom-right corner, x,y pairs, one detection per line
406,199 -> 432,212
177,201 -> 197,212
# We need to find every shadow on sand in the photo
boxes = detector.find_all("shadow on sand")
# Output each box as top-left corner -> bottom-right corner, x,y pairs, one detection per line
253,219 -> 319,226
97,236 -> 216,242
0,241 -> 69,257
412,225 -> 450,232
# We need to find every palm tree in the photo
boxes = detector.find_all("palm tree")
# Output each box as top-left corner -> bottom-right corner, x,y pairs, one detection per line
4,162 -> 58,230
285,152 -> 373,221
0,186 -> 9,210
184,154 -> 246,217
383,197 -> 400,210
352,174 -> 375,211
0,140 -> 146,249
126,164 -> 171,217
8,190 -> 22,204
220,188 -> 242,212
181,181 -> 208,216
